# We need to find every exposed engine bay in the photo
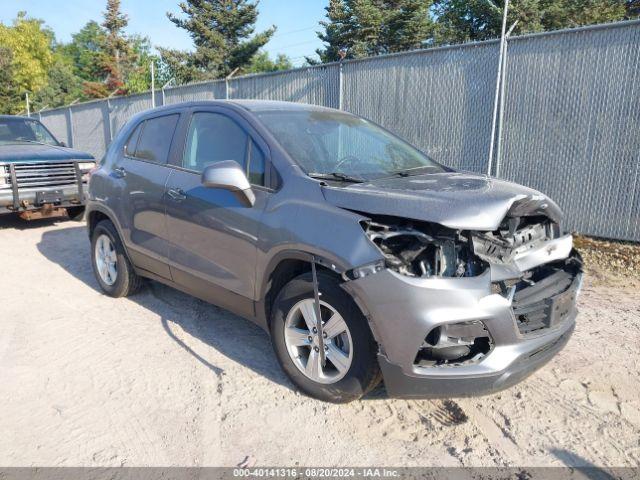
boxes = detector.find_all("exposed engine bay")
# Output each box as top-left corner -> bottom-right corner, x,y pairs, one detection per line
360,214 -> 560,279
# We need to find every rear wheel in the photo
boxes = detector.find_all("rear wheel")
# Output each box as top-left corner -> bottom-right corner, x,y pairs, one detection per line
270,271 -> 381,403
91,220 -> 144,297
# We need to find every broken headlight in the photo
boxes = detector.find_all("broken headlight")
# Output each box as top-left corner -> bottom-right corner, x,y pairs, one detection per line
361,218 -> 485,278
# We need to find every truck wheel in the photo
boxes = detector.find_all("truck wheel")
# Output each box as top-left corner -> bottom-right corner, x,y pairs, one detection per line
270,271 -> 381,403
91,220 -> 144,297
66,207 -> 85,221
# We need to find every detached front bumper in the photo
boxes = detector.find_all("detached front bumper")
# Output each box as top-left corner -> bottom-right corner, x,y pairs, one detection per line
343,246 -> 582,399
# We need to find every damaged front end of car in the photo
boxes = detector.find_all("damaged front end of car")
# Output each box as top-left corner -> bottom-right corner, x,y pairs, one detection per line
341,203 -> 583,397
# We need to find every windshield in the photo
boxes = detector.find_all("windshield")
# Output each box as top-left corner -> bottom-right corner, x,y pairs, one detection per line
0,118 -> 60,146
256,109 -> 445,180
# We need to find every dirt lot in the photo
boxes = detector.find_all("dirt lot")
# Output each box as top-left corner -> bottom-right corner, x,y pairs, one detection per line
1,216 -> 639,468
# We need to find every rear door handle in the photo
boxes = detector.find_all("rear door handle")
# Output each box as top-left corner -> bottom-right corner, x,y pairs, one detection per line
113,167 -> 126,178
167,187 -> 187,202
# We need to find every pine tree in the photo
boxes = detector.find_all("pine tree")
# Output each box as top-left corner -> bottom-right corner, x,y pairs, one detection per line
314,0 -> 354,63
162,0 -> 276,82
101,0 -> 131,92
432,0 -> 630,45
314,0 -> 434,62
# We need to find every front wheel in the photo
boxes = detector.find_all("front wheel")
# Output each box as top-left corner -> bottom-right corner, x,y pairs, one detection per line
270,271 -> 381,403
90,220 -> 144,297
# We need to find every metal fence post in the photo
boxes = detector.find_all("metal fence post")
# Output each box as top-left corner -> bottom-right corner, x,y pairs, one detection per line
151,61 -> 156,108
67,107 -> 74,148
107,98 -> 114,142
495,21 -> 518,178
338,62 -> 344,110
225,68 -> 239,100
103,100 -> 113,148
487,0 -> 510,176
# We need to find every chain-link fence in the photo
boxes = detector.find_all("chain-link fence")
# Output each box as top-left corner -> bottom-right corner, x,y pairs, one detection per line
37,19 -> 640,241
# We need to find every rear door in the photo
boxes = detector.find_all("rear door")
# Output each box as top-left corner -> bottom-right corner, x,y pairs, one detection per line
114,113 -> 180,279
164,107 -> 272,312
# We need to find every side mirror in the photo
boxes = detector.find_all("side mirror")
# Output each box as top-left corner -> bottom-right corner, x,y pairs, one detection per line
201,160 -> 255,207
59,141 -> 67,147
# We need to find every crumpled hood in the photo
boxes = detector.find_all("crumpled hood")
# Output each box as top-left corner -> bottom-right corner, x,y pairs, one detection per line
321,171 -> 562,231
0,143 -> 94,162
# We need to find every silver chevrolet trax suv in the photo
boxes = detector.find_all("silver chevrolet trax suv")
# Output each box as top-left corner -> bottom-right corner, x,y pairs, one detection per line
86,101 -> 583,403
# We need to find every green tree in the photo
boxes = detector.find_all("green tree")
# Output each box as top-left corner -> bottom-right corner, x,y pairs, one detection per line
314,0 -> 434,62
246,51 -> 293,73
124,36 -> 163,93
60,21 -> 107,83
161,0 -> 276,82
433,0 -> 631,45
0,47 -> 22,114
32,54 -> 84,109
0,12 -> 54,97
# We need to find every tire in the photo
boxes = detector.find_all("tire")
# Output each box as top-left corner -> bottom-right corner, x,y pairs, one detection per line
270,271 -> 381,403
91,219 -> 144,297
66,206 -> 85,221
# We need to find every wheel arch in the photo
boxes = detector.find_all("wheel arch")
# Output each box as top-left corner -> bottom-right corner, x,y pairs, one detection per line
86,204 -> 135,267
256,249 -> 345,332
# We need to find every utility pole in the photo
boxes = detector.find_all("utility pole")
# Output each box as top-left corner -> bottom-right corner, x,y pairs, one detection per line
25,93 -> 31,117
487,0 -> 510,176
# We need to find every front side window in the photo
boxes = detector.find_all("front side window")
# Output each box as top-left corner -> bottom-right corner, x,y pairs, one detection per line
255,110 -> 445,180
183,112 -> 248,173
134,114 -> 179,163
0,118 -> 59,146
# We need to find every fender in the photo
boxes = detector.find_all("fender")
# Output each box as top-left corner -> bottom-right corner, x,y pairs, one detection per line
85,202 -> 139,268
253,248 -> 348,331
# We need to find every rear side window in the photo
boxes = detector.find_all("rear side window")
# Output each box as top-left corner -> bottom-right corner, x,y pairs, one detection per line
134,114 -> 179,163
183,112 -> 248,172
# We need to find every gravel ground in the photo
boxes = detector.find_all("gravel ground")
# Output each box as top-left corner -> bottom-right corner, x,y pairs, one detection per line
1,216 -> 639,468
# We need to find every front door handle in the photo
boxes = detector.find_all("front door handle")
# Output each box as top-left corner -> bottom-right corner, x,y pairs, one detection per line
113,166 -> 126,178
167,187 -> 187,202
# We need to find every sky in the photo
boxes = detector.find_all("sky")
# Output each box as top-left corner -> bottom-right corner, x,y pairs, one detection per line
0,0 -> 329,66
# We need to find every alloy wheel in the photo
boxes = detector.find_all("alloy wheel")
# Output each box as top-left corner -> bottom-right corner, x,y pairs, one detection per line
283,298 -> 353,384
95,234 -> 118,286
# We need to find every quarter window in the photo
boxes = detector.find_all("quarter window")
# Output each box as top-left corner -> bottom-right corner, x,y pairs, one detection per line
134,114 -> 179,163
183,112 -> 248,173
124,123 -> 143,156
248,139 -> 265,186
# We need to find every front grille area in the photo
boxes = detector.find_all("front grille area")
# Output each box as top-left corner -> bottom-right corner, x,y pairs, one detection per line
3,162 -> 78,190
509,253 -> 582,335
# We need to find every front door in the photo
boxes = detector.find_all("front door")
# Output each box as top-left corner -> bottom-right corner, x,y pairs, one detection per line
164,108 -> 271,315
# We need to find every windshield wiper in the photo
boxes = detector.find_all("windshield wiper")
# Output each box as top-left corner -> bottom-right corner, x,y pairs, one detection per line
308,172 -> 366,183
381,165 -> 442,179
